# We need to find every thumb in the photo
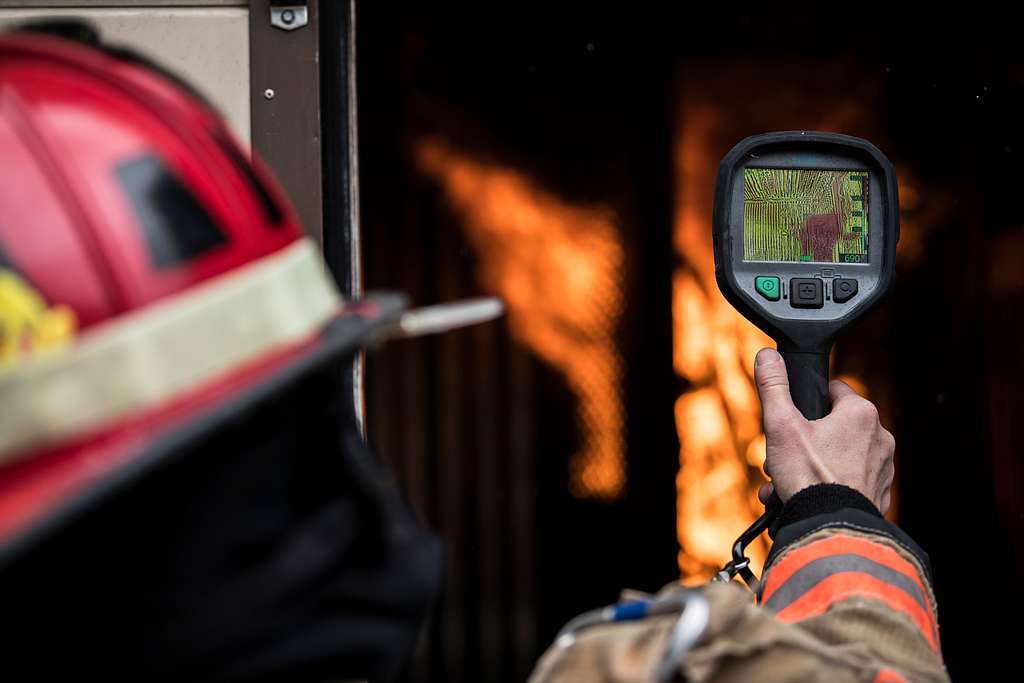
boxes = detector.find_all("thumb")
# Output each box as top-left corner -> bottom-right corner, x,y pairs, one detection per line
754,348 -> 800,430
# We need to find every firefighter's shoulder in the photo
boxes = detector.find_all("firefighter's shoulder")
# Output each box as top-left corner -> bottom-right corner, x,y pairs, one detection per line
531,580 -> 880,683
530,525 -> 949,683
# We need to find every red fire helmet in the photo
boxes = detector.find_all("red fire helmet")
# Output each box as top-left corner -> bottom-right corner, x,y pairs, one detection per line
0,29 -> 400,559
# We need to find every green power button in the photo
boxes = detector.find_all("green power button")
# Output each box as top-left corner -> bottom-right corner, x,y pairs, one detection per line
755,276 -> 780,301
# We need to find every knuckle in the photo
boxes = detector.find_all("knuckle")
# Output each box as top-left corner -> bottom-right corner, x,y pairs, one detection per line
853,399 -> 879,424
757,373 -> 788,392
755,362 -> 788,388
882,429 -> 896,452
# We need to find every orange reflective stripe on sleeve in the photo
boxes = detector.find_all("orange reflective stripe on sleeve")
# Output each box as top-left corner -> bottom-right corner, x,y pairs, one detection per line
772,571 -> 940,653
761,534 -> 929,606
760,533 -> 940,653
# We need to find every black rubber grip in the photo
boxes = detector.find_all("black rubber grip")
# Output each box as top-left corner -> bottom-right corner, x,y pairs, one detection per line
779,349 -> 830,421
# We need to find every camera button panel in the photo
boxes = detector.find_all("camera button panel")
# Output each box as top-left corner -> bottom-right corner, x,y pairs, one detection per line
790,278 -> 824,309
754,276 -> 781,301
833,278 -> 859,303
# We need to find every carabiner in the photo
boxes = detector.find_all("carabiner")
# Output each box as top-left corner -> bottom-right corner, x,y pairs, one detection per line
713,492 -> 782,590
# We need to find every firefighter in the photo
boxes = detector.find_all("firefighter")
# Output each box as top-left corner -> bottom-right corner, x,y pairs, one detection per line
0,26 -> 446,681
530,348 -> 949,683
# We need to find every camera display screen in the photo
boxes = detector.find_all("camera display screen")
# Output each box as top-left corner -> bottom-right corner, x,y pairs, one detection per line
743,168 -> 869,264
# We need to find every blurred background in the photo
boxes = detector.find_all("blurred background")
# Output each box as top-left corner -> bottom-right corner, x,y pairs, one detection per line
1,2 -> 1020,681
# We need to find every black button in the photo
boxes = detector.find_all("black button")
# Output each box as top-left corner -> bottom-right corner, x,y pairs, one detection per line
789,278 -> 823,309
833,278 -> 858,303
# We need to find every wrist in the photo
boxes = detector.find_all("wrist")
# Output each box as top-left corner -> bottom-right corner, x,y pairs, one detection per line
769,483 -> 882,538
763,486 -> 933,584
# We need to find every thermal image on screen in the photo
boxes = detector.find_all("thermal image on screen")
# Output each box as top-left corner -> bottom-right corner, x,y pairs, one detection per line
743,168 -> 869,264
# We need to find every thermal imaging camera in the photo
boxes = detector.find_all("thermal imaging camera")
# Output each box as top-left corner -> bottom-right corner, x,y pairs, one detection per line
712,131 -> 899,586
713,131 -> 899,420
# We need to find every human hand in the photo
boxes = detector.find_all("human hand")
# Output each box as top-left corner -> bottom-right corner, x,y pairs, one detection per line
753,348 -> 895,513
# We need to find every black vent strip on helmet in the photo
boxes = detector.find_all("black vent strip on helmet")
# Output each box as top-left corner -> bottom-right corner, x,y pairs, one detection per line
115,153 -> 227,269
214,134 -> 285,226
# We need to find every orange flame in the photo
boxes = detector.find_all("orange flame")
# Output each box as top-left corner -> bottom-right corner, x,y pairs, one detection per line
673,109 -> 774,582
416,139 -> 627,498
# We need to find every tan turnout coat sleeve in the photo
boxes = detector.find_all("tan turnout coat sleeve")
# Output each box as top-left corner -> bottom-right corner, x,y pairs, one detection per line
529,527 -> 949,683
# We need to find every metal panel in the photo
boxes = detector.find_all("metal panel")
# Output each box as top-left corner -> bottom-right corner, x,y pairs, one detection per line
0,6 -> 251,145
248,0 -> 322,246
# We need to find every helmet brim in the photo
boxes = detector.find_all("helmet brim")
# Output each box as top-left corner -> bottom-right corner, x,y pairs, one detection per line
0,291 -> 408,568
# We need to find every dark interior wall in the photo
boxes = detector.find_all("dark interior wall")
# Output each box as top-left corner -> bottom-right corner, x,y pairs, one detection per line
356,6 -> 679,683
356,6 -> 1024,682
872,19 -> 1024,677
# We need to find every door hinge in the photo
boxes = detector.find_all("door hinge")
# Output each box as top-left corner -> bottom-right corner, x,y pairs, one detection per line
270,1 -> 308,32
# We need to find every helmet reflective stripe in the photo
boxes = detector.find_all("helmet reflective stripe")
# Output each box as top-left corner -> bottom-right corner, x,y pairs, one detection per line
0,238 -> 339,463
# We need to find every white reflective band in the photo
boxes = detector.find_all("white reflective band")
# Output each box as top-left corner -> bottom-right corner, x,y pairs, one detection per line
0,238 -> 341,464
